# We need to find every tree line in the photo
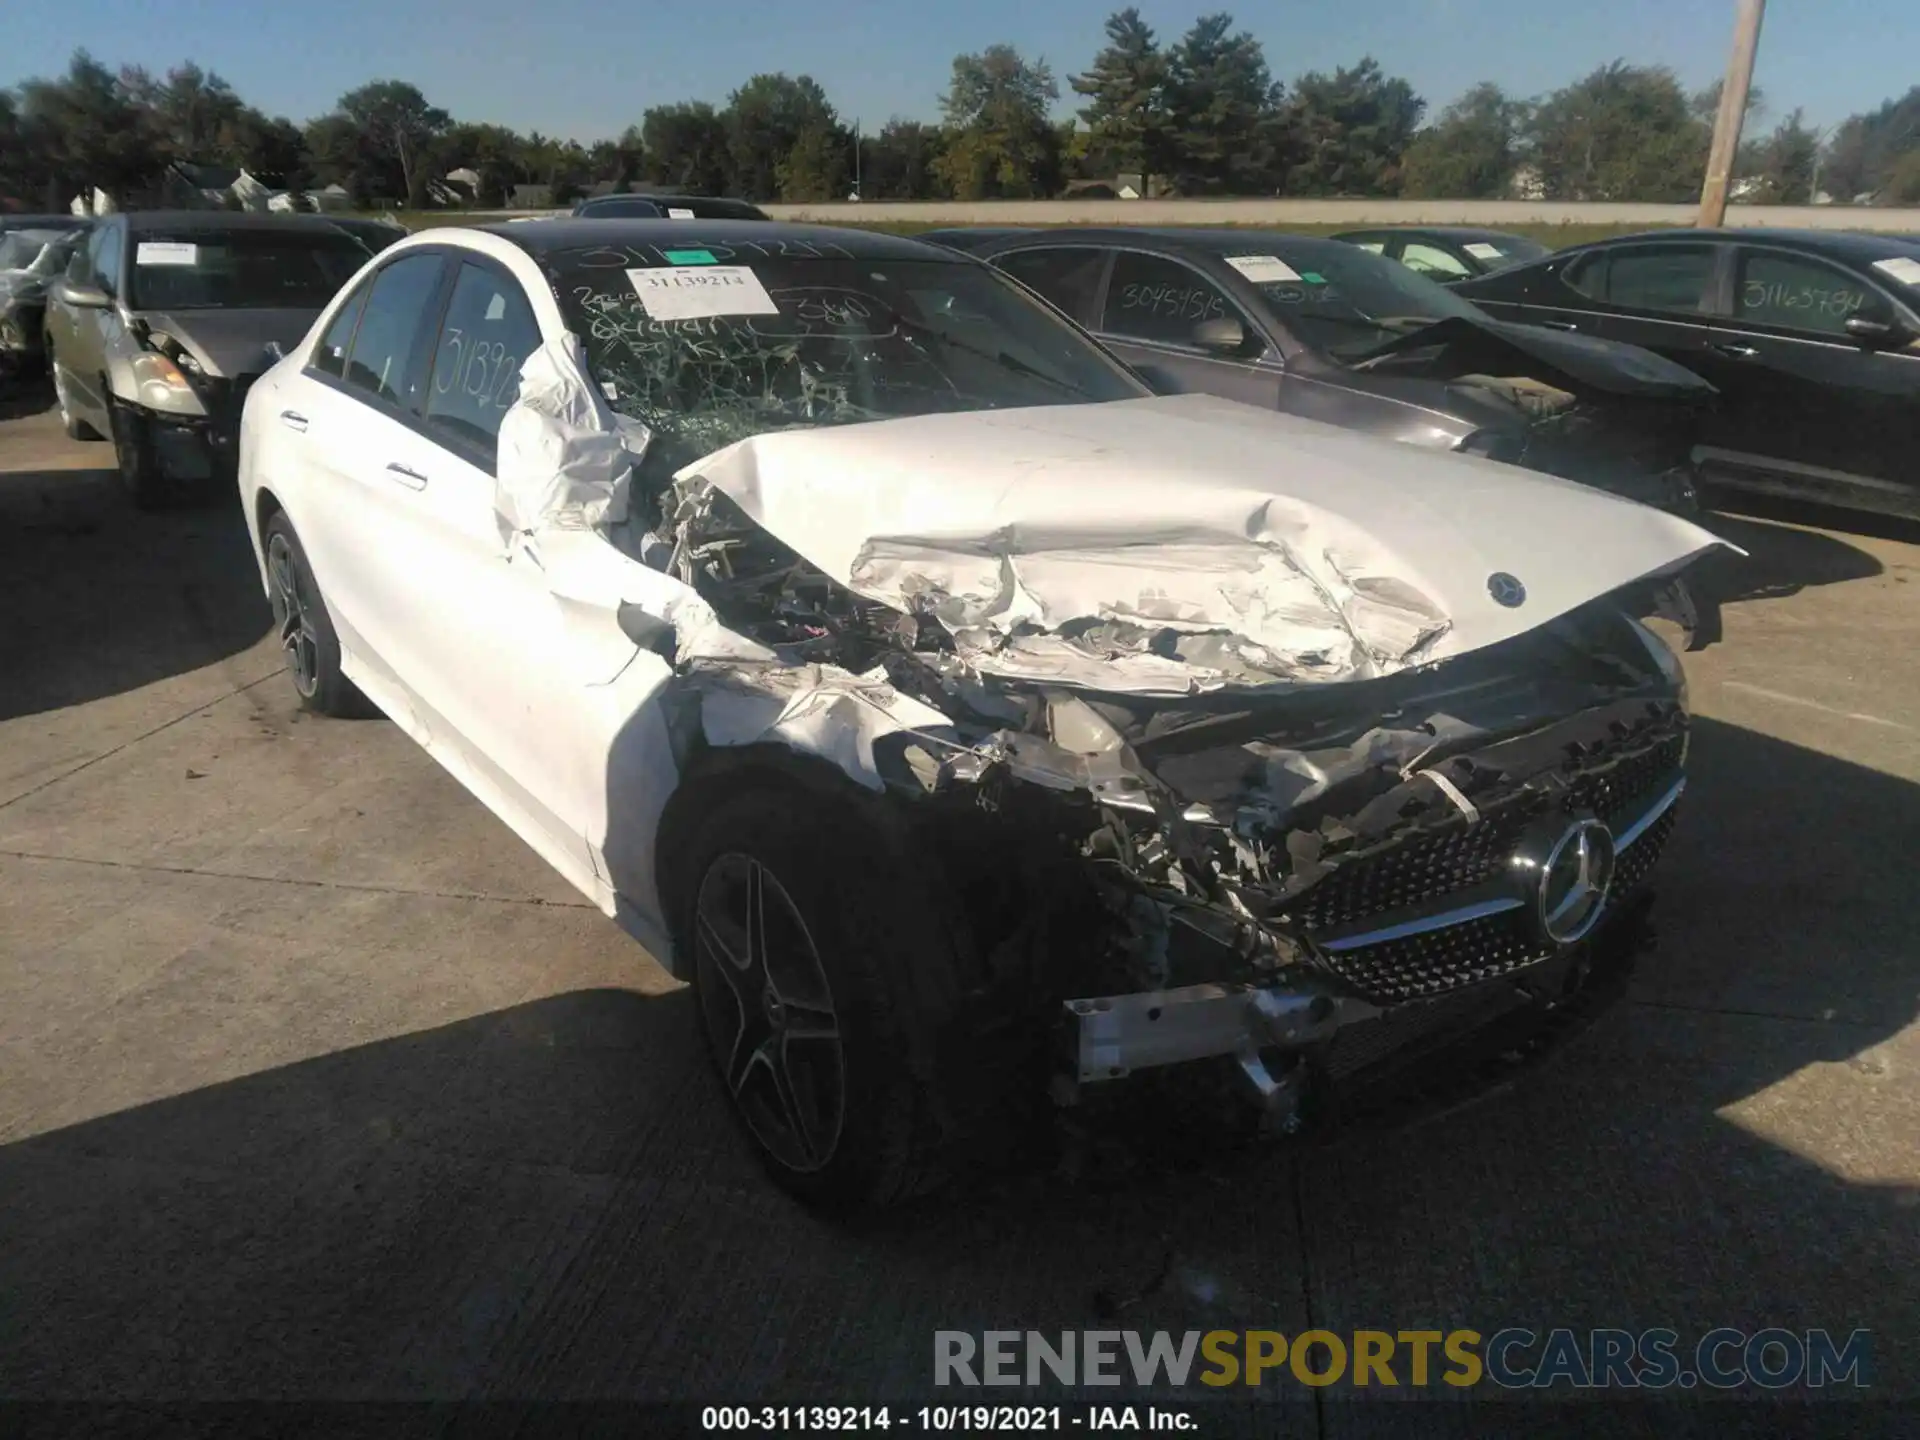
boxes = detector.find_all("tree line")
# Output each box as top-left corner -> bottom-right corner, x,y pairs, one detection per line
3,11 -> 1917,212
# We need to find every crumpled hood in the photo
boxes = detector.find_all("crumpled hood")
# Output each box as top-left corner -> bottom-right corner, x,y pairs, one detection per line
1354,314 -> 1717,400
139,308 -> 325,379
679,392 -> 1730,695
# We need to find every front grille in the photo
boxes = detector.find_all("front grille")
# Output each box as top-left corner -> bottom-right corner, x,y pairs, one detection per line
1296,725 -> 1684,1006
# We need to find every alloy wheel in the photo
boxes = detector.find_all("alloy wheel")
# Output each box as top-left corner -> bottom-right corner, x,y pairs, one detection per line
265,532 -> 321,698
694,852 -> 846,1174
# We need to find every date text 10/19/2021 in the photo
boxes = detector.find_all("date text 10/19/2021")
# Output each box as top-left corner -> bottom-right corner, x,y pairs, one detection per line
703,1407 -> 1192,1432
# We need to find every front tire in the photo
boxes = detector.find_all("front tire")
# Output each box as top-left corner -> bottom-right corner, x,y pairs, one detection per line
680,790 -> 969,1213
261,512 -> 374,718
109,399 -> 170,510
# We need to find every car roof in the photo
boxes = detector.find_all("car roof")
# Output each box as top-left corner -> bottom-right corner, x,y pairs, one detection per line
1578,226 -> 1920,263
120,210 -> 370,236
1332,225 -> 1539,245
575,193 -> 767,216
484,217 -> 951,262
0,214 -> 90,232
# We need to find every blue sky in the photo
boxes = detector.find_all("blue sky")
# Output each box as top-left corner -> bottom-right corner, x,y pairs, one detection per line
6,0 -> 1913,142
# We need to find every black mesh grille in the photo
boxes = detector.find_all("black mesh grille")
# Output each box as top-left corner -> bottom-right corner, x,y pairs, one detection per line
1565,732 -> 1685,825
1296,724 -> 1685,1006
1291,793 -> 1546,933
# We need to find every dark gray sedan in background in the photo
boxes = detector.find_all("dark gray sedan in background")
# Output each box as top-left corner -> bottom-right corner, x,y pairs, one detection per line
971,227 -> 1715,510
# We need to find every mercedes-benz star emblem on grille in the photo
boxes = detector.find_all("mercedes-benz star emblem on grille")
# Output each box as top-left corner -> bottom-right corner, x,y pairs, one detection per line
1487,572 -> 1527,608
1533,818 -> 1617,945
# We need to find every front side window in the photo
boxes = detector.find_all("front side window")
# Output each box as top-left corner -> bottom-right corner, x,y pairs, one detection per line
340,254 -> 444,407
125,229 -> 367,311
545,239 -> 1144,481
424,263 -> 543,456
1733,251 -> 1889,337
994,247 -> 1108,324
1400,242 -> 1472,280
1099,251 -> 1234,345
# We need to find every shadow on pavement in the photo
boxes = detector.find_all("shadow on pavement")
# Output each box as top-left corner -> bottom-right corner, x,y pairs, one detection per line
0,459 -> 270,722
1692,510 -> 1886,608
0,726 -> 1912,1423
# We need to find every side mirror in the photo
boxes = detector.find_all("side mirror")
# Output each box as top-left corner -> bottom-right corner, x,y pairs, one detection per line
54,278 -> 113,310
1844,315 -> 1904,346
1192,315 -> 1253,356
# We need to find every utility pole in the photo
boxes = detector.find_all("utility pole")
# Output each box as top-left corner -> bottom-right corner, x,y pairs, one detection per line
1697,0 -> 1767,227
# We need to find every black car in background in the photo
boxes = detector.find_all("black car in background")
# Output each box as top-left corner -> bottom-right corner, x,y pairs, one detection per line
1331,226 -> 1552,283
1455,229 -> 1920,520
972,227 -> 1714,510
571,193 -> 768,221
325,215 -> 408,255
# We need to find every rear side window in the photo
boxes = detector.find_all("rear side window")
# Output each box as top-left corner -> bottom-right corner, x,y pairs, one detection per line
994,248 -> 1108,324
1345,236 -> 1389,254
1733,250 -> 1887,337
423,263 -> 543,460
1100,251 -> 1231,345
341,254 -> 444,408
311,284 -> 370,379
1571,245 -> 1715,315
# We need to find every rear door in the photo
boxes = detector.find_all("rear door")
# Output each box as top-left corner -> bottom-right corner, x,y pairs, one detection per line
1091,248 -> 1282,408
283,249 -> 450,709
1699,244 -> 1920,510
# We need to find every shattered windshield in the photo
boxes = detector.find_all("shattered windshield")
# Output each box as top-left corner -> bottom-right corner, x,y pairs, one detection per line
1226,240 -> 1488,360
544,238 -> 1146,476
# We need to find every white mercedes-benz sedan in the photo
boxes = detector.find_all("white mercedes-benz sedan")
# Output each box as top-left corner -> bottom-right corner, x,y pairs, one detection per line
239,220 -> 1728,1211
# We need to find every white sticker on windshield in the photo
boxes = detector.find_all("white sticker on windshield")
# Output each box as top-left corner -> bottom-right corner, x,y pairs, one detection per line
1464,242 -> 1504,261
1872,256 -> 1920,287
1223,254 -> 1302,284
626,265 -> 779,320
136,241 -> 199,267
667,207 -> 695,219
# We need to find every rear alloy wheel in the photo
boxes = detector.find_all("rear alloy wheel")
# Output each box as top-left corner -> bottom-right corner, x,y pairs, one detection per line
694,853 -> 847,1175
261,513 -> 373,718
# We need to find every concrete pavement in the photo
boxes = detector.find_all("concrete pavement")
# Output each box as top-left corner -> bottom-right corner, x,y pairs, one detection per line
1,387 -> 1914,1423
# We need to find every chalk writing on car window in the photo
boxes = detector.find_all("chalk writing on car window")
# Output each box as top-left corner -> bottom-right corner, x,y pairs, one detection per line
430,328 -> 523,411
1118,283 -> 1225,322
1741,280 -> 1864,318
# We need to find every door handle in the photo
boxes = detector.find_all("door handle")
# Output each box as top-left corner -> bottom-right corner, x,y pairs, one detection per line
385,461 -> 428,490
1708,342 -> 1759,359
1539,320 -> 1579,331
279,410 -> 308,432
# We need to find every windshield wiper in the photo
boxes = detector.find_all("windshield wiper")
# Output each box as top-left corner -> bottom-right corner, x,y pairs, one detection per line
894,316 -> 1095,400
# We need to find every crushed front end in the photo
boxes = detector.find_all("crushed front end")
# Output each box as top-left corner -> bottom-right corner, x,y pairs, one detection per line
651,469 -> 1697,1136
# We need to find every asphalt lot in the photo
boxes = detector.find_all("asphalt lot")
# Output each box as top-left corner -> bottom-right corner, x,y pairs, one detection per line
1,382 -> 1916,1427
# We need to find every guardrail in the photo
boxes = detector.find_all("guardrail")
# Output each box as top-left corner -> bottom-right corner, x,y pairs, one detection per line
760,199 -> 1920,232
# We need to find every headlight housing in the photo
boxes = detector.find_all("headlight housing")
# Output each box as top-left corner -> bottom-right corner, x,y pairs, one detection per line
128,351 -> 207,413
